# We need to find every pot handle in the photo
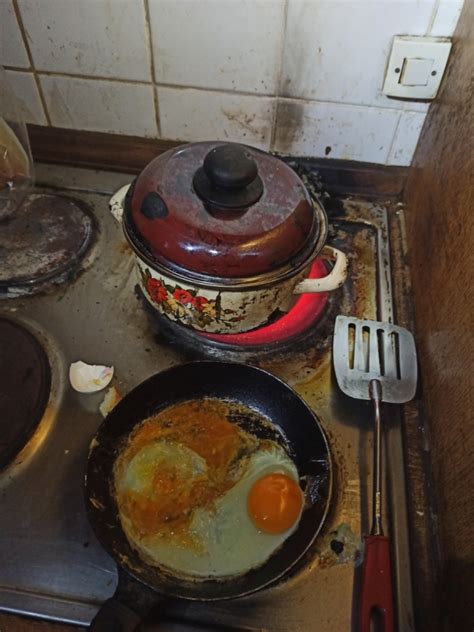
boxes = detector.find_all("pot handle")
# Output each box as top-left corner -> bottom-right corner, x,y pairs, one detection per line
109,184 -> 131,223
293,246 -> 348,294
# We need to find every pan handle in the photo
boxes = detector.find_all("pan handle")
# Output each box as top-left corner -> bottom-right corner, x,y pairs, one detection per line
90,598 -> 142,632
89,567 -> 164,631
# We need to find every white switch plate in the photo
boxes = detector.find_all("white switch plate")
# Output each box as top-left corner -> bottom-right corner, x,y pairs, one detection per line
383,36 -> 452,99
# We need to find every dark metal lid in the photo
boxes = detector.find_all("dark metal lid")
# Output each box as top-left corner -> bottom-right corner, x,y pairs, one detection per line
125,142 -> 322,280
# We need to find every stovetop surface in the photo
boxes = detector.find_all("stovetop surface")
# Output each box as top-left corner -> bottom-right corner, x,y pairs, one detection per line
0,165 -> 414,631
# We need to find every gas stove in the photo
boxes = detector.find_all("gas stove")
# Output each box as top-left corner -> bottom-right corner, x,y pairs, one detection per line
0,164 -> 414,631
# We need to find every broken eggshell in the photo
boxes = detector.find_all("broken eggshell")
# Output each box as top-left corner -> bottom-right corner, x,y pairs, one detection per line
99,386 -> 122,417
69,361 -> 114,393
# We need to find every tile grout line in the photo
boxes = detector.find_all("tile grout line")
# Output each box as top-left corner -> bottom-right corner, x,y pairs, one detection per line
1,69 -> 428,121
270,0 -> 289,152
143,0 -> 161,138
426,0 -> 441,35
11,0 -> 52,126
386,111 -> 403,164
13,68 -> 155,87
4,67 -> 276,98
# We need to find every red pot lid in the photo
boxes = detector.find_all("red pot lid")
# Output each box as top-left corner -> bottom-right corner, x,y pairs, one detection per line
125,142 -> 320,279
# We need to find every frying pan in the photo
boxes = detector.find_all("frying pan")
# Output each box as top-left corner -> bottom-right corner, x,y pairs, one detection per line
85,361 -> 331,630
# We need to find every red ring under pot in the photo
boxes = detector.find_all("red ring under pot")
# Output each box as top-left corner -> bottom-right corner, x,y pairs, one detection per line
109,141 -> 349,334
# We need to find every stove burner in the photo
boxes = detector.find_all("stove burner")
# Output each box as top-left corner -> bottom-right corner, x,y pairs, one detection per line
199,259 -> 329,346
0,318 -> 51,470
0,193 -> 95,295
144,258 -> 334,359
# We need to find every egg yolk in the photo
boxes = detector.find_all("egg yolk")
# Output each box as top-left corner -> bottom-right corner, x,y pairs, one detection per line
247,473 -> 303,534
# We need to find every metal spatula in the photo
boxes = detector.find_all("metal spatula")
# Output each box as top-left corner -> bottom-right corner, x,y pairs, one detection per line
333,315 -> 417,632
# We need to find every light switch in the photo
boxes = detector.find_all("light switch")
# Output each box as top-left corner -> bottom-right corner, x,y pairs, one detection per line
400,58 -> 434,86
383,36 -> 452,99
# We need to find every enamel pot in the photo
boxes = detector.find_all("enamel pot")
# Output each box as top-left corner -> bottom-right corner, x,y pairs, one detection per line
110,142 -> 348,334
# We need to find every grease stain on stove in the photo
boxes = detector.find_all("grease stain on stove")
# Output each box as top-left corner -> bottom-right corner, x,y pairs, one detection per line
314,523 -> 362,569
0,193 -> 99,298
118,241 -> 131,255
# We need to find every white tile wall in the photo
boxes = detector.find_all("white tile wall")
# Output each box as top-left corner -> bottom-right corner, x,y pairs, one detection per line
0,0 -> 30,68
5,70 -> 47,125
158,87 -> 275,150
388,111 -> 427,166
274,99 -> 401,163
0,0 -> 466,165
40,75 -> 157,137
281,0 -> 435,108
430,0 -> 464,36
17,0 -> 151,81
149,0 -> 285,95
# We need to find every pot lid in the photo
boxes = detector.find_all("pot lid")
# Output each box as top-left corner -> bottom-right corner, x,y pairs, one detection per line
125,142 -> 320,279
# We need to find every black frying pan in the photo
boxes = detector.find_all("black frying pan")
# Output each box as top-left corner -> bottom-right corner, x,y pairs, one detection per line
85,361 -> 331,630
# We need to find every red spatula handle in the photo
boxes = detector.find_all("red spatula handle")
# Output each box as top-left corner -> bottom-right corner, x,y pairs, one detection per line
360,535 -> 394,632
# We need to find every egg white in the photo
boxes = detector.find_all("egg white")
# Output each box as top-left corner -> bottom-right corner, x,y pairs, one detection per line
116,440 -> 207,496
117,442 -> 302,579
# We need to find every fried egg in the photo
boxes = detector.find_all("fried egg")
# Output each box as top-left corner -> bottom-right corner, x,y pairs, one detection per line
114,399 -> 304,579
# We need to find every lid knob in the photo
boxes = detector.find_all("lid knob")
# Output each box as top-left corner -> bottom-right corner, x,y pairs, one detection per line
204,144 -> 258,190
193,143 -> 263,210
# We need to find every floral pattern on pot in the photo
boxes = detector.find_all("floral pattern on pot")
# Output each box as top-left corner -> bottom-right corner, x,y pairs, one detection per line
138,265 -> 245,329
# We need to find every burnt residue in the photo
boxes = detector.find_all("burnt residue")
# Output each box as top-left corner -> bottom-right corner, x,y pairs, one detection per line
330,539 -> 344,555
0,193 -> 97,295
301,457 -> 331,507
274,100 -> 305,154
314,523 -> 362,568
323,196 -> 346,218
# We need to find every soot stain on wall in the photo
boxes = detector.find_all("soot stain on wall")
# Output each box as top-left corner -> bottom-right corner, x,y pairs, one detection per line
275,100 -> 305,154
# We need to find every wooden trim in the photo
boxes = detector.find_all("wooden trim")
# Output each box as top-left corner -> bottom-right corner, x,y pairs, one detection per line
289,156 -> 408,198
387,205 -> 441,632
27,125 -> 180,174
28,124 -> 408,197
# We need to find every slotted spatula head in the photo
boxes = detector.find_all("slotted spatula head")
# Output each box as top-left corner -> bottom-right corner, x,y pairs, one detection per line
333,316 -> 417,403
